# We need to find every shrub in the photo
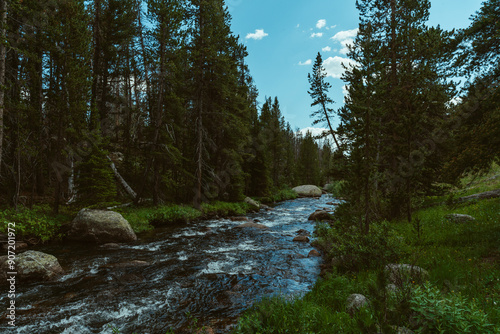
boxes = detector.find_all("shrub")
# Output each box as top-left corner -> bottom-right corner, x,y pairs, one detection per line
326,180 -> 346,197
201,201 -> 250,217
0,205 -> 68,242
75,143 -> 117,206
410,283 -> 498,333
147,205 -> 201,226
314,221 -> 408,273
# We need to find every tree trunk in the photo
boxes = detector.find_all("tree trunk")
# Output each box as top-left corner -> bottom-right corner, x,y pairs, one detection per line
108,156 -> 137,199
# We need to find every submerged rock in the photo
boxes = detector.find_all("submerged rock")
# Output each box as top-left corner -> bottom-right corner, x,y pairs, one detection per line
234,221 -> 268,229
308,249 -> 321,257
68,209 -> 137,244
308,210 -> 333,221
296,229 -> 311,236
229,216 -> 249,222
0,250 -> 63,282
293,236 -> 310,243
292,185 -> 322,197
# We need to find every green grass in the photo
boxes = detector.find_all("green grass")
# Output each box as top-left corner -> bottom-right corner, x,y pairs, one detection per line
201,201 -> 251,218
234,276 -> 360,334
0,204 -> 71,242
255,187 -> 299,204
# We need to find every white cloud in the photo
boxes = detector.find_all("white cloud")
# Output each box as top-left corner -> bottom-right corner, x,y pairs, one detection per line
296,24 -> 300,28
316,19 -> 327,29
322,46 -> 332,52
331,28 -> 358,55
246,29 -> 269,40
339,39 -> 354,54
322,56 -> 357,78
298,59 -> 312,66
331,28 -> 359,41
311,32 -> 323,38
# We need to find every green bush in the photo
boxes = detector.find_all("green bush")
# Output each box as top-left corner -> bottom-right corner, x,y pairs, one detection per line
326,180 -> 346,197
147,205 -> 201,226
201,201 -> 250,217
0,205 -> 68,242
75,143 -> 117,206
410,283 -> 498,333
314,221 -> 408,273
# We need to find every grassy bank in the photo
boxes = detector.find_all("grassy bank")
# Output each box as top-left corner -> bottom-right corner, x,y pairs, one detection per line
234,175 -> 500,333
0,188 -> 298,242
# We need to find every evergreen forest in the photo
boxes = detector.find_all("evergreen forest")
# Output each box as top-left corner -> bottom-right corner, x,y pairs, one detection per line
0,0 -> 332,212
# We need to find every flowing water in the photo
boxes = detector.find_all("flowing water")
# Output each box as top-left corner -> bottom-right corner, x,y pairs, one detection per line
1,195 -> 337,333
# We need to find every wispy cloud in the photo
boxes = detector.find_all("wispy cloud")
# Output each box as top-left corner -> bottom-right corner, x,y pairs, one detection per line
246,29 -> 269,40
311,32 -> 323,38
298,59 -> 312,66
322,46 -> 332,52
316,19 -> 326,29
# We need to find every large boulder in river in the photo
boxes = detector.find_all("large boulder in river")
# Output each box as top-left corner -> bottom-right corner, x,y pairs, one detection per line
0,251 -> 63,282
68,209 -> 137,244
292,185 -> 322,197
308,210 -> 334,221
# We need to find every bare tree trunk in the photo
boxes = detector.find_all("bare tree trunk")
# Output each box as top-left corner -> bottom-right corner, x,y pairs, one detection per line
322,102 -> 342,152
0,0 -> 7,176
108,156 -> 137,199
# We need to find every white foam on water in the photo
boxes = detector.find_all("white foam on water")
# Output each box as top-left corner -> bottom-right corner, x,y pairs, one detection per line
177,251 -> 188,261
171,229 -> 207,238
121,241 -> 164,252
58,267 -> 85,282
199,258 -> 236,275
205,240 -> 263,254
90,257 -> 110,274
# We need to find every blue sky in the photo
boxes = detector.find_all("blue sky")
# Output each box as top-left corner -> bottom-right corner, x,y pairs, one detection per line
227,0 -> 484,134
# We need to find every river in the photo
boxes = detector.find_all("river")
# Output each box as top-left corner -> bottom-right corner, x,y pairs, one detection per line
1,195 -> 336,333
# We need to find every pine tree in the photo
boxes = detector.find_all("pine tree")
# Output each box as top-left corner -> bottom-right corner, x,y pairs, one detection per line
296,131 -> 321,186
190,0 -> 251,206
337,0 -> 453,229
75,139 -> 117,206
308,52 -> 342,152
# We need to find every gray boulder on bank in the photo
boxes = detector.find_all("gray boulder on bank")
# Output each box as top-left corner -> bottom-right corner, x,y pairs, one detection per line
445,213 -> 476,224
346,294 -> 369,314
292,185 -> 322,197
68,209 -> 137,244
385,264 -> 429,285
244,197 -> 260,211
0,250 -> 64,282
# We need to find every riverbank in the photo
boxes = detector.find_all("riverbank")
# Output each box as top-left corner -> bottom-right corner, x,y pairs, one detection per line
0,188 -> 299,243
233,170 -> 500,333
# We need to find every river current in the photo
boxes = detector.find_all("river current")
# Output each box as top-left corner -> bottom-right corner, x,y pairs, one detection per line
1,195 -> 336,333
